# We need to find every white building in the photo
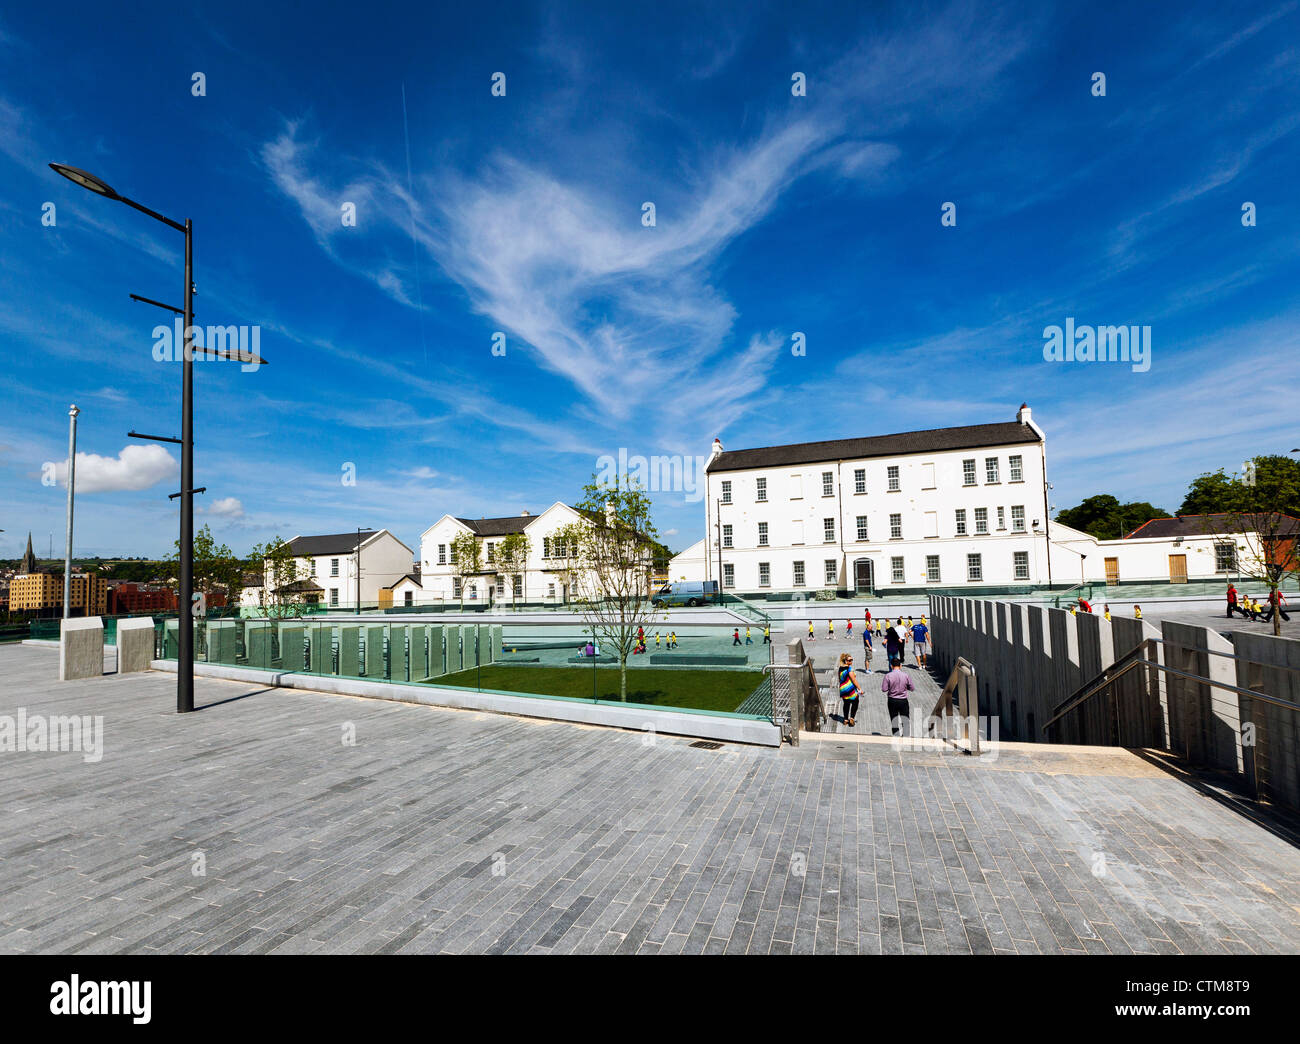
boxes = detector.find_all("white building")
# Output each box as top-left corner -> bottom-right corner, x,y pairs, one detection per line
668,538 -> 709,583
419,502 -> 594,605
703,406 -> 1055,595
241,529 -> 414,610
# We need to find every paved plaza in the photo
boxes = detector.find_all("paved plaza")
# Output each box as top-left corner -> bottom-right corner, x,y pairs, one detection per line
1,641 -> 1298,954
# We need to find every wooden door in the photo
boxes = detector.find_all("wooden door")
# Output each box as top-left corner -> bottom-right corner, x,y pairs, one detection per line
1104,557 -> 1119,584
1168,554 -> 1188,583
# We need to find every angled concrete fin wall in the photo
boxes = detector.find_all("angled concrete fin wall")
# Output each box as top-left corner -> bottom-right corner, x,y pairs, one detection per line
1231,631 -> 1300,811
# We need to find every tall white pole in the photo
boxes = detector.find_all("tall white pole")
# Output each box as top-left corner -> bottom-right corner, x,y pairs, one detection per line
63,404 -> 79,618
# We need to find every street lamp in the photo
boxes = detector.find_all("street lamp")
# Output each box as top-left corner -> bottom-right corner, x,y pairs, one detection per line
49,161 -> 265,713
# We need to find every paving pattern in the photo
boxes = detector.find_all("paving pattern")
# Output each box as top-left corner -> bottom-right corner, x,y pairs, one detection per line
1,642 -> 1298,954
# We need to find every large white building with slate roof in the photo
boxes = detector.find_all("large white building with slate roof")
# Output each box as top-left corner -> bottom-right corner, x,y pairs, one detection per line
700,405 -> 1056,596
242,529 -> 414,610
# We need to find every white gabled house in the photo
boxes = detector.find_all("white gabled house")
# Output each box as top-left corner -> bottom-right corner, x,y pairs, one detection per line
419,502 -> 594,604
241,529 -> 414,610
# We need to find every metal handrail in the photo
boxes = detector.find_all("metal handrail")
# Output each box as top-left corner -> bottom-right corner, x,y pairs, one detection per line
1048,639 -> 1158,723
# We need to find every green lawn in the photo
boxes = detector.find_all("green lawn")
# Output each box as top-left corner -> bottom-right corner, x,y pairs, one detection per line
423,664 -> 766,714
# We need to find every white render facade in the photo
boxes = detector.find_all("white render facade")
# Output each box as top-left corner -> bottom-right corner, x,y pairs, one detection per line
240,529 -> 415,610
703,406 -> 1055,595
419,502 -> 591,605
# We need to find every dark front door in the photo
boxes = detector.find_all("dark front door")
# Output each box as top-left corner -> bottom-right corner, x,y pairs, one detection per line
853,558 -> 874,594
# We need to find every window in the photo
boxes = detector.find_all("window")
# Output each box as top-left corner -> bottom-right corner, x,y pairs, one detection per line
722,524 -> 733,549
486,542 -> 495,563
438,544 -> 446,565
793,561 -> 806,586
513,576 -> 523,597
1009,455 -> 1023,482
963,459 -> 977,486
554,538 -> 567,559
757,522 -> 769,547
721,480 -> 732,504
791,519 -> 804,545
856,515 -> 869,542
449,545 -> 457,566
453,577 -> 462,597
967,554 -> 983,581
307,559 -> 316,576
890,513 -> 902,540
790,474 -> 802,499
404,590 -> 414,606
756,477 -> 767,502
824,559 -> 838,585
1215,542 -> 1237,572
887,465 -> 900,491
822,471 -> 834,497
854,468 -> 866,494
823,517 -> 835,543
926,555 -> 941,582
758,562 -> 771,587
974,508 -> 988,535
330,558 -> 340,577
496,578 -> 504,597
955,509 -> 967,536
543,537 -> 551,559
891,556 -> 904,583
997,507 -> 1006,531
985,457 -> 999,483
1012,505 -> 1025,532
329,588 -> 339,606
548,582 -> 556,599
723,564 -> 735,589
921,462 -> 936,488
1013,551 -> 1029,580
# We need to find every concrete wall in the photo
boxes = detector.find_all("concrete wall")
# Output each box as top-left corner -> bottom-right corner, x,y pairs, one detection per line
1232,632 -> 1300,811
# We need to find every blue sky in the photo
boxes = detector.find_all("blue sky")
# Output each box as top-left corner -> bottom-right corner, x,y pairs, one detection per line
2,0 -> 1298,561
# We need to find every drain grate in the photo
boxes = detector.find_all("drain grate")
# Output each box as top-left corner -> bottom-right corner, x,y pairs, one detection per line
689,740 -> 724,750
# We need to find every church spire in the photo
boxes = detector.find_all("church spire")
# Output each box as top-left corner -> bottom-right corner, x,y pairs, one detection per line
19,531 -> 38,574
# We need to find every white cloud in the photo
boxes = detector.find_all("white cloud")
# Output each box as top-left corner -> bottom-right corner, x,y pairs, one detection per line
55,444 -> 176,494
207,496 -> 245,519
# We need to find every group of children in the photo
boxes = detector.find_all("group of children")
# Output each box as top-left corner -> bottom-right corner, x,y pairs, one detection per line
1071,599 -> 1141,620
731,625 -> 772,646
632,625 -> 679,654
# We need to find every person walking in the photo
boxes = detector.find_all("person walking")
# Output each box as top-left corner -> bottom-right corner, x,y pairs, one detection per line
744,626 -> 752,645
881,658 -> 914,735
1103,604 -> 1111,621
732,628 -> 741,646
885,621 -> 903,666
837,652 -> 862,727
808,620 -> 816,641
846,619 -> 852,636
668,631 -> 677,649
862,623 -> 873,665
762,624 -> 771,644
1226,583 -> 1238,619
1133,605 -> 1142,620
827,619 -> 834,639
911,617 -> 930,668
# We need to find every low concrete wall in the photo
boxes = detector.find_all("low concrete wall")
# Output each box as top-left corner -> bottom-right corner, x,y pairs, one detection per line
151,659 -> 781,747
116,617 -> 155,674
59,617 -> 103,681
1231,632 -> 1300,810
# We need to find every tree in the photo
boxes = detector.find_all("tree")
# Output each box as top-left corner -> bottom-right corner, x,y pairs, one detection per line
496,532 -> 531,608
567,475 -> 658,702
1054,494 -> 1170,540
1196,460 -> 1300,637
1179,455 -> 1300,518
247,536 -> 305,619
449,531 -> 481,610
170,525 -> 244,613
552,522 -> 585,605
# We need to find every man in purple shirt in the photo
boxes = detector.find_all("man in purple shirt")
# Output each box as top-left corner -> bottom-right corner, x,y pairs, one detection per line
881,659 -> 914,736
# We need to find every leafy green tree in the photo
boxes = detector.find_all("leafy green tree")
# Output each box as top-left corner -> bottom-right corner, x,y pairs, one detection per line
1179,455 -> 1300,518
247,535 -> 305,618
449,531 -> 481,609
169,525 -> 244,612
495,532 -> 531,607
1054,495 -> 1170,540
567,475 -> 658,702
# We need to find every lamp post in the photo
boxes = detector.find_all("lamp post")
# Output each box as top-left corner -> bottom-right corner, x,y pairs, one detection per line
63,405 -> 79,619
48,163 -> 265,712
354,528 -> 372,615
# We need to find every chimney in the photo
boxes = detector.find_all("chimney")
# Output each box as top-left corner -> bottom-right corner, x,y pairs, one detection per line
604,500 -> 615,526
520,510 -> 529,517
709,437 -> 723,461
1016,403 -> 1031,424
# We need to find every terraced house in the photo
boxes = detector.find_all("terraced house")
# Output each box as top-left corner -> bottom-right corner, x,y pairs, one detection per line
701,405 -> 1054,597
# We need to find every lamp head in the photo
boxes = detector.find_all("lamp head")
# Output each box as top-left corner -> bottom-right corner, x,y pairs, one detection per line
49,163 -> 120,199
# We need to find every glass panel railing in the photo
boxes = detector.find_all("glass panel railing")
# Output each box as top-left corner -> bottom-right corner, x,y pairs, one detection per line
155,617 -> 775,721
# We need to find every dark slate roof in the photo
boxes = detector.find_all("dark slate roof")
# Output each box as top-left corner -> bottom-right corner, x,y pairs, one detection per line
383,573 -> 423,590
706,421 -> 1042,473
287,531 -> 379,556
1125,513 -> 1300,539
456,515 -> 534,537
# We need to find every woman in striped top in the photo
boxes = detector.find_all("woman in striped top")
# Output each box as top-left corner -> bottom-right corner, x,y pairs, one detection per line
838,652 -> 862,727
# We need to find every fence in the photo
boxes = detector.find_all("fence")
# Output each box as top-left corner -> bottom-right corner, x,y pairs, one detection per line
930,594 -> 1300,812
